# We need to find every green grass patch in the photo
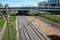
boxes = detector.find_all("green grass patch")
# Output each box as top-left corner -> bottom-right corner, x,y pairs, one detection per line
39,13 -> 60,24
2,26 -> 8,40
8,11 -> 16,16
9,16 -> 17,40
29,11 -> 60,24
29,10 -> 40,16
2,16 -> 17,40
0,17 -> 5,31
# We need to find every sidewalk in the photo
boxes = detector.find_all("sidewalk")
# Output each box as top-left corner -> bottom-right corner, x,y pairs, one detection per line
0,21 -> 7,40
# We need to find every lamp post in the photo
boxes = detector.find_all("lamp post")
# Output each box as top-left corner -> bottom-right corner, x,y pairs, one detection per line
5,4 -> 11,40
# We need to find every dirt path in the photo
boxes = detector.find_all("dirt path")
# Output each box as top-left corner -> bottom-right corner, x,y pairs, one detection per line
26,16 -> 60,36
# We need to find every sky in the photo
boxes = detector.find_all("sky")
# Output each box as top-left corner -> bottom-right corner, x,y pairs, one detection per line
0,0 -> 47,7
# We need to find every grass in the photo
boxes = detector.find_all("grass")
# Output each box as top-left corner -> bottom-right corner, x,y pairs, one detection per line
2,26 -> 8,40
9,16 -> 17,40
0,17 -> 5,31
8,11 -> 16,16
29,10 -> 40,16
0,10 -> 16,30
29,11 -> 60,24
2,16 -> 17,40
39,13 -> 60,24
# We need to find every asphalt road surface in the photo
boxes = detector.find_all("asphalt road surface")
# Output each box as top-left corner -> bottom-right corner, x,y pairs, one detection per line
16,16 -> 50,40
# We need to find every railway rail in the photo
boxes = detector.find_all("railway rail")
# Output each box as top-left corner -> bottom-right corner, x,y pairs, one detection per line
17,16 -> 51,40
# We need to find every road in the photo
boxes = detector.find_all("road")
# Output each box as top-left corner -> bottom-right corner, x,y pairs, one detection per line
27,16 -> 60,40
16,16 -> 50,40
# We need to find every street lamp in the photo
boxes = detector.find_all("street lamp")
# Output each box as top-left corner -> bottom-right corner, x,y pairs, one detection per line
5,4 -> 11,40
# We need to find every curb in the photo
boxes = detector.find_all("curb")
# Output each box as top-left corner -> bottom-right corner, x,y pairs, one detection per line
16,16 -> 19,40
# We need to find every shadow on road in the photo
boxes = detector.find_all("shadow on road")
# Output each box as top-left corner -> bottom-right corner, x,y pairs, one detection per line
48,35 -> 60,40
9,12 -> 33,16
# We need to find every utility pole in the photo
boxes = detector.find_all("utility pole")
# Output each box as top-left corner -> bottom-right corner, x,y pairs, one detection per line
5,4 -> 11,40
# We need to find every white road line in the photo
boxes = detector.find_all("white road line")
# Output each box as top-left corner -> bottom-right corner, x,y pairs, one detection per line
16,16 -> 19,40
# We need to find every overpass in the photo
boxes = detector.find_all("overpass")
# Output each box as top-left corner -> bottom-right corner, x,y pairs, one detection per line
0,6 -> 60,11
0,6 -> 60,15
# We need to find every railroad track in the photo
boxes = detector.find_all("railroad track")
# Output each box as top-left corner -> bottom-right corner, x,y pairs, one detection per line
17,16 -> 51,40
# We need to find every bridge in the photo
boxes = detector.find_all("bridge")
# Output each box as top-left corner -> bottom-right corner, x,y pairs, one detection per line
0,6 -> 60,15
0,6 -> 60,11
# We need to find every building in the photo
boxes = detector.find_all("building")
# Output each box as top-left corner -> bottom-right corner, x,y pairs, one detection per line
48,0 -> 60,6
0,3 -> 3,7
38,1 -> 47,6
0,3 -> 2,15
